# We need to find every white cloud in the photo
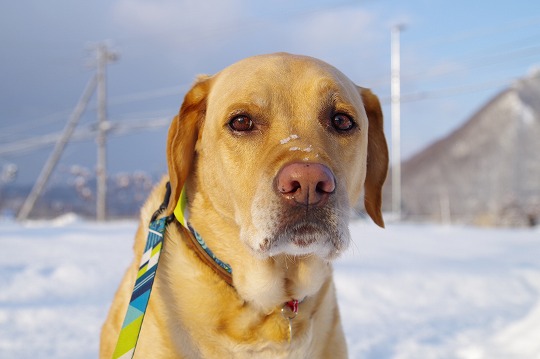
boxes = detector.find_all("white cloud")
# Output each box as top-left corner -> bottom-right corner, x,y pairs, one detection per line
292,7 -> 377,50
277,7 -> 385,84
108,1 -> 388,87
111,0 -> 246,42
110,1 -> 382,54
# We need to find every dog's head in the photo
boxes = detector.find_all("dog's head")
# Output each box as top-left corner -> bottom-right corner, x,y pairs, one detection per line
166,53 -> 388,261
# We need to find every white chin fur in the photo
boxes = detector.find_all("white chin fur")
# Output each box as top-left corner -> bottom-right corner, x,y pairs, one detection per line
267,241 -> 346,260
242,229 -> 351,261
244,188 -> 352,260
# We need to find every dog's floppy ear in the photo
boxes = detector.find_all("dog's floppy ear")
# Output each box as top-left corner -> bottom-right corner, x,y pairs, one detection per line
359,87 -> 389,228
166,75 -> 211,215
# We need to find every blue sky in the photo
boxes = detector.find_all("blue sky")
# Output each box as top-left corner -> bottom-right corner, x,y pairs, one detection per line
1,0 -> 540,184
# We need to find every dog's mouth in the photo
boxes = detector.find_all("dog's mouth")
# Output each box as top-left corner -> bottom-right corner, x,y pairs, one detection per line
255,209 -> 350,260
244,179 -> 352,260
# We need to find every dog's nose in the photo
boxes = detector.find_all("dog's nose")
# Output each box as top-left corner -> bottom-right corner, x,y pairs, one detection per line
276,162 -> 336,206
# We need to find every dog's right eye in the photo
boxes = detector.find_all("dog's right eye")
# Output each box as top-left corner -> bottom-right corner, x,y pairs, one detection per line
331,113 -> 356,132
229,115 -> 254,132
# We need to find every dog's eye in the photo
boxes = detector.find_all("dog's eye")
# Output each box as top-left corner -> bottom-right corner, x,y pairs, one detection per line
331,113 -> 355,132
229,115 -> 254,132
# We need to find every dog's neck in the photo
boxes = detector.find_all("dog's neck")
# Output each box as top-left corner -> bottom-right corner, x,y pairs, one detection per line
172,219 -> 234,285
182,186 -> 332,314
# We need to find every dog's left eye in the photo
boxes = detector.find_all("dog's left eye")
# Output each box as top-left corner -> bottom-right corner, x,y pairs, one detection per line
229,115 -> 254,132
331,113 -> 355,132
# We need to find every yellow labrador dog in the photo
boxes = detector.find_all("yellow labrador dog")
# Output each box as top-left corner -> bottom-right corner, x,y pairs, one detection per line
100,53 -> 388,359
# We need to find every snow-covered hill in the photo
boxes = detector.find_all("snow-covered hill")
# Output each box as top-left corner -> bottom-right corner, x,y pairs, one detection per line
1,218 -> 539,358
396,70 -> 540,226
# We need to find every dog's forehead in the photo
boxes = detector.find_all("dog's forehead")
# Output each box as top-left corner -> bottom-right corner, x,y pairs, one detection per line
221,53 -> 337,79
210,53 -> 361,105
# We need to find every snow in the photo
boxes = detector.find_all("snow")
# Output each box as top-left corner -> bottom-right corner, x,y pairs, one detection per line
1,218 -> 539,359
280,134 -> 299,144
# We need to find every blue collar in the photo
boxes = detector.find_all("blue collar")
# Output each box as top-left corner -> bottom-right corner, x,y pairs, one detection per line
174,186 -> 233,284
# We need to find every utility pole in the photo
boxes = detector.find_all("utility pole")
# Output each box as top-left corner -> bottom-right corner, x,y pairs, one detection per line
17,76 -> 97,221
391,24 -> 405,220
17,42 -> 117,222
95,43 -> 117,221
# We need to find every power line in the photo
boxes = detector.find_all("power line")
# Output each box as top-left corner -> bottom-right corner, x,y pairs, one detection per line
402,44 -> 540,85
0,109 -> 72,141
407,14 -> 540,50
0,117 -> 170,156
380,77 -> 512,105
0,82 -> 181,140
107,85 -> 187,107
373,37 -> 540,90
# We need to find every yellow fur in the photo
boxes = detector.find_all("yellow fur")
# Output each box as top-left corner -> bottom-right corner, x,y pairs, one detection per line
100,53 -> 387,358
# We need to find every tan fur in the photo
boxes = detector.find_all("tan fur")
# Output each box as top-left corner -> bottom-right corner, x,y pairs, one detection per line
100,53 -> 388,358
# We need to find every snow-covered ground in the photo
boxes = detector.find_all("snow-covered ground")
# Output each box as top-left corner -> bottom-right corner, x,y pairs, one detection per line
1,215 -> 539,359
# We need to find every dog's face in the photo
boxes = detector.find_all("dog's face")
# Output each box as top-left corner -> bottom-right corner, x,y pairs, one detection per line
167,53 -> 388,261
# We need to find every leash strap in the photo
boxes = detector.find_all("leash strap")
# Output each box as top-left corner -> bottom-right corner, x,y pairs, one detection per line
112,217 -> 167,359
111,183 -> 298,356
